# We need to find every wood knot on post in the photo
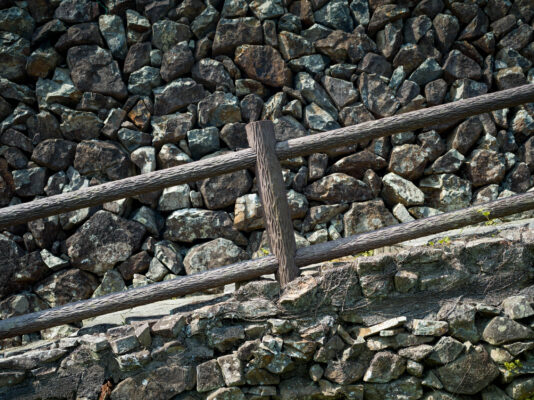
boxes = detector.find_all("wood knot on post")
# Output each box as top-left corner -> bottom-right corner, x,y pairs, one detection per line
245,120 -> 299,287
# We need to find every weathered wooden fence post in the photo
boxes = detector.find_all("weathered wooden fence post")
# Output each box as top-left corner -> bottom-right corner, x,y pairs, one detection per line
246,120 -> 299,287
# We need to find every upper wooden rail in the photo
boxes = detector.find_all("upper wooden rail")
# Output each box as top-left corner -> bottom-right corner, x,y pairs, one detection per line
1,84 -> 534,229
1,190 -> 534,338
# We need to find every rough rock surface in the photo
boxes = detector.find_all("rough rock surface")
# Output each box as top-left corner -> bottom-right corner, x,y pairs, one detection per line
0,0 -> 534,364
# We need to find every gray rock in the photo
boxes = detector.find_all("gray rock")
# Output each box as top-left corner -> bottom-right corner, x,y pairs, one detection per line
296,72 -> 338,118
197,359 -> 224,392
158,184 -> 191,211
198,91 -> 241,128
151,112 -> 194,148
358,73 -> 400,117
289,54 -> 329,75
502,296 -> 534,320
436,345 -> 499,395
482,316 -> 534,345
249,0 -> 284,20
427,149 -> 465,174
160,42 -> 194,82
443,50 -> 482,81
67,210 -> 146,275
67,45 -> 127,100
330,151 -> 387,179
128,66 -> 162,96
278,31 -> 314,61
382,172 -> 425,207
152,20 -> 191,52
314,0 -> 353,32
234,45 -> 291,87
34,269 -> 99,307
321,76 -> 358,109
0,32 -> 29,81
154,240 -> 183,275
364,351 -> 406,383
199,169 -> 252,210
92,269 -> 126,297
187,127 -> 220,159
304,103 -> 341,131
192,58 -> 234,92
164,208 -> 247,245
117,128 -> 151,153
344,199 -> 398,236
74,140 -> 131,180
465,149 -> 506,187
12,167 -> 46,197
419,174 -> 472,212
364,376 -> 423,400
31,139 -> 76,171
157,143 -> 192,169
191,4 -> 219,39
184,238 -> 250,275
409,58 -> 442,86
304,173 -> 373,204
212,18 -> 263,56
388,144 -> 427,180
131,206 -> 163,237
131,146 -> 156,174
153,79 -> 207,115
99,15 -> 127,60
124,42 -> 151,74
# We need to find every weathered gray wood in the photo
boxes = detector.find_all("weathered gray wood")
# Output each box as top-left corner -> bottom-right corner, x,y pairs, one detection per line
246,121 -> 299,286
1,84 -> 534,228
2,191 -> 534,338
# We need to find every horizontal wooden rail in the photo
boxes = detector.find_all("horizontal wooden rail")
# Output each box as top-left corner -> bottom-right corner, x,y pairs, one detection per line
1,84 -> 533,229
1,191 -> 534,338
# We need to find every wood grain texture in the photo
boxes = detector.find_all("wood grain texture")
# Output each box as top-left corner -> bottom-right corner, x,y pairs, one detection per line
246,121 -> 299,287
1,84 -> 534,228
2,191 -> 534,338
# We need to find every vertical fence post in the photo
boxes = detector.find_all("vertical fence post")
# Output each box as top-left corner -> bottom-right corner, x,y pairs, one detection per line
246,120 -> 299,287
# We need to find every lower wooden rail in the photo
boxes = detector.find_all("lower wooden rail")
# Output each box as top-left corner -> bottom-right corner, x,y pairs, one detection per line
1,191 -> 534,338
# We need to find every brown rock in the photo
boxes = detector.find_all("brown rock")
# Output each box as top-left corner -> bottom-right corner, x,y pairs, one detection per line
212,17 -> 263,56
388,144 -> 427,180
330,151 -> 387,179
234,45 -> 291,87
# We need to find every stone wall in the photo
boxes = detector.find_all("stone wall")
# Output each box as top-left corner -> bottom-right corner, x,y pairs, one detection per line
2,223 -> 534,399
1,0 -> 534,345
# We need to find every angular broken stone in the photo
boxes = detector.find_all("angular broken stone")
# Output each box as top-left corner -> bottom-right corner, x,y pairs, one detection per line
184,238 -> 249,275
153,79 -> 207,115
67,210 -> 146,275
436,345 -> 499,395
381,172 -> 425,207
164,208 -> 247,245
234,45 -> 291,87
67,45 -> 127,100
304,173 -> 373,204
363,351 -> 406,383
344,199 -> 398,236
482,316 -> 534,345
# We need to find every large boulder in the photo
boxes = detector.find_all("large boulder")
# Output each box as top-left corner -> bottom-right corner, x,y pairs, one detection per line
67,211 -> 146,275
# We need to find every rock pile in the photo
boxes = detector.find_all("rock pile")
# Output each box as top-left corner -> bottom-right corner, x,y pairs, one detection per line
0,0 -> 534,350
3,253 -> 534,399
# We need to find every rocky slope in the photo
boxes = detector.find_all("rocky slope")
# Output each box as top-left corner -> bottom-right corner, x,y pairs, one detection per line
0,0 -> 534,347
3,224 -> 534,399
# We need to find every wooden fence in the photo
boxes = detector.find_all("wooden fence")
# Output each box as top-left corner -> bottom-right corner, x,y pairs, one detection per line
0,84 -> 534,338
